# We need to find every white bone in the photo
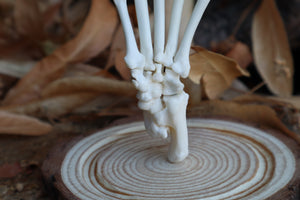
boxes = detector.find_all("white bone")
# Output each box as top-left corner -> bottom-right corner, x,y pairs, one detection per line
163,69 -> 184,96
136,72 -> 162,103
113,0 -> 210,163
114,0 -> 149,92
153,63 -> 164,82
113,0 -> 145,70
155,0 -> 185,67
153,0 -> 165,61
131,68 -> 148,92
134,0 -> 155,71
154,92 -> 189,162
144,111 -> 168,139
172,0 -> 211,78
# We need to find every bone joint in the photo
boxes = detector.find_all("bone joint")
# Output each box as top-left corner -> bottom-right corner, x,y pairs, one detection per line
113,0 -> 210,163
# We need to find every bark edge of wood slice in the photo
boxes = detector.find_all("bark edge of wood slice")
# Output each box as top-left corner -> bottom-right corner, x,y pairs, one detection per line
42,118 -> 300,200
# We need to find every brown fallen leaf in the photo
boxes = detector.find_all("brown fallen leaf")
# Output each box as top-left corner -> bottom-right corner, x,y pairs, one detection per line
64,63 -> 101,77
0,60 -> 35,78
2,0 -> 118,105
0,111 -> 52,135
188,100 -> 300,144
41,76 -> 136,98
72,95 -> 139,117
183,78 -> 202,106
105,24 -> 132,81
188,46 -> 249,100
252,0 -> 294,97
105,24 -> 126,70
1,93 -> 99,118
270,96 -> 300,109
225,42 -> 253,69
14,0 -> 44,41
0,162 -> 23,178
114,50 -> 131,81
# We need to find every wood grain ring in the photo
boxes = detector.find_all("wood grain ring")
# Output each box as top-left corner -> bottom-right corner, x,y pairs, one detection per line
60,119 -> 297,200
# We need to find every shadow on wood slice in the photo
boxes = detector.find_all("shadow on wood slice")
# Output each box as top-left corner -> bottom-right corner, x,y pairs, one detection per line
42,117 -> 300,200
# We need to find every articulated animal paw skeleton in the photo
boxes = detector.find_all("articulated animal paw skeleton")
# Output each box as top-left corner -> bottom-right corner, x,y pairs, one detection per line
113,0 -> 210,163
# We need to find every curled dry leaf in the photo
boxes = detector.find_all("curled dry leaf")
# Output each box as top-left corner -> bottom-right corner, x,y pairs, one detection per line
225,42 -> 253,69
105,24 -> 131,81
114,50 -> 131,81
0,60 -> 35,78
1,93 -> 99,118
183,78 -> 202,106
105,25 -> 126,70
14,0 -> 44,40
0,111 -> 52,136
252,0 -> 294,97
188,46 -> 249,100
41,76 -> 136,98
2,0 -> 118,105
64,63 -> 101,77
73,95 -> 139,117
270,96 -> 300,110
188,100 -> 300,144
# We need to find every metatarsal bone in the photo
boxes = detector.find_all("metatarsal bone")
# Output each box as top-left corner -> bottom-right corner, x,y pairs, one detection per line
134,0 -> 155,71
113,0 -> 145,70
155,0 -> 185,67
172,0 -> 210,78
153,0 -> 165,61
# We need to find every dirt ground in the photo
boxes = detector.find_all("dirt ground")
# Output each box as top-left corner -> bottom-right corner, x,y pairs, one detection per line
0,115 -> 119,200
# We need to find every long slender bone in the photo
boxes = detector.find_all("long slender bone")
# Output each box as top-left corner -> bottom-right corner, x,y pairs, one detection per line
114,0 -> 148,91
134,0 -> 155,71
152,0 -> 166,82
153,0 -> 165,61
113,0 -> 144,70
155,0 -> 185,67
172,0 -> 211,78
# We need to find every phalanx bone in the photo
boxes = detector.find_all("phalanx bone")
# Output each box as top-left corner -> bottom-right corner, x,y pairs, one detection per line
113,0 -> 210,163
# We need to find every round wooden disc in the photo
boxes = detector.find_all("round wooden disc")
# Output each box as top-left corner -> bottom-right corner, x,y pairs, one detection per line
56,118 -> 299,200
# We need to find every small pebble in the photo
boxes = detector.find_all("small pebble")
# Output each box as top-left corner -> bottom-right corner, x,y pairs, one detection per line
16,183 -> 24,192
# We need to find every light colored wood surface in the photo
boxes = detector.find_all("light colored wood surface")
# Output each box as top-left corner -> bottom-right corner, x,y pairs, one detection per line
44,118 -> 299,200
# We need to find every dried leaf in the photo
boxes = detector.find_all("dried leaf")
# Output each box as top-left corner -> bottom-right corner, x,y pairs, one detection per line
252,0 -> 294,97
0,111 -> 52,135
183,78 -> 202,106
41,76 -> 136,98
1,93 -> 99,118
0,60 -> 35,78
0,162 -> 23,178
225,42 -> 253,69
271,96 -> 300,109
2,0 -> 118,105
72,95 -> 139,117
115,50 -> 131,80
105,24 -> 131,81
14,0 -> 44,40
189,46 -> 249,99
105,25 -> 126,70
188,100 -> 300,143
62,0 -> 90,34
64,63 -> 101,77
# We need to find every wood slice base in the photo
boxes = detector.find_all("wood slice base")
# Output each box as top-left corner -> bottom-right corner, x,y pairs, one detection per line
43,118 -> 300,200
